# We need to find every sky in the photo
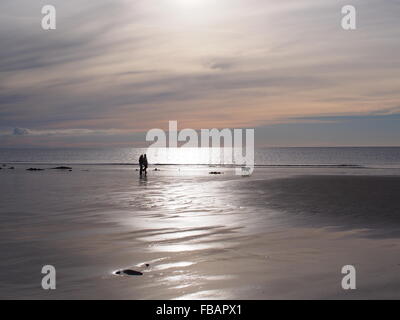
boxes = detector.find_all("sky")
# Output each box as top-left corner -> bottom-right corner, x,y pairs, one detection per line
0,0 -> 399,147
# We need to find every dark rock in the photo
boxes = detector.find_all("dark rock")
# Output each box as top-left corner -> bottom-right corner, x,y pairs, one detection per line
153,168 -> 160,171
26,168 -> 44,171
115,269 -> 143,276
8,167 -> 15,170
51,166 -> 72,170
145,264 -> 150,267
209,171 -> 222,175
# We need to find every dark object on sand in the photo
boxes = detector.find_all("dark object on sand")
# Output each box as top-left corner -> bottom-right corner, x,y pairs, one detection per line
51,166 -> 72,170
26,168 -> 44,171
145,264 -> 150,267
2,164 -> 6,167
209,171 -> 223,175
8,167 -> 15,170
153,168 -> 160,171
115,269 -> 143,276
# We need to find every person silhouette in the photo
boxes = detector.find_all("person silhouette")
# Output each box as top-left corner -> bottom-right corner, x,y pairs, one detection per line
143,154 -> 148,176
139,154 -> 144,176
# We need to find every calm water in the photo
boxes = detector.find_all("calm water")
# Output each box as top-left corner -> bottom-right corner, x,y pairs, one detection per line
1,147 -> 400,167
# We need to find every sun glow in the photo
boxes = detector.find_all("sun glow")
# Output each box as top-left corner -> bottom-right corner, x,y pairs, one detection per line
173,0 -> 205,8
169,0 -> 221,15
165,0 -> 223,25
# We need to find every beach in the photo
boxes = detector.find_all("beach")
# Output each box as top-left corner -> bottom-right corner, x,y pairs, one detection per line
1,0 -> 400,304
1,163 -> 400,299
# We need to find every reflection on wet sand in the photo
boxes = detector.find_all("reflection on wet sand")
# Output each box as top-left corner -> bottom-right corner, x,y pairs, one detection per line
2,165 -> 400,299
110,168 -> 400,299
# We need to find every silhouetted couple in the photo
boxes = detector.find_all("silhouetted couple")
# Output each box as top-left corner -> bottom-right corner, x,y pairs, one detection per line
139,154 -> 148,176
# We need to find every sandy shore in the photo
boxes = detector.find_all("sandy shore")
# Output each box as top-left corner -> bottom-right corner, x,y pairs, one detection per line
1,165 -> 400,299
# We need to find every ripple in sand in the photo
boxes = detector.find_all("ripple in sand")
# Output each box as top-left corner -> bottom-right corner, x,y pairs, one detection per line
149,242 -> 228,252
175,289 -> 232,300
138,229 -> 214,242
152,261 -> 195,271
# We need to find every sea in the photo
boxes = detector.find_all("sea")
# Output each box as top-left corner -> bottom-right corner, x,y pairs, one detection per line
1,147 -> 400,168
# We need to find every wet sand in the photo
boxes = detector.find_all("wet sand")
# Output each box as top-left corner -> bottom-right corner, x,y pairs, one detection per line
1,165 -> 400,299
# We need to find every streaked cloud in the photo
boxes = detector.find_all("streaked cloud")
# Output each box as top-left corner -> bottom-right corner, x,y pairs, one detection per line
9,127 -> 128,137
0,0 -> 399,146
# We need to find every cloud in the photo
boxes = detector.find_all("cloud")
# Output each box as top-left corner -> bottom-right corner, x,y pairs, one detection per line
204,58 -> 235,71
290,109 -> 400,123
9,128 -> 127,137
13,127 -> 30,136
0,0 -> 400,147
